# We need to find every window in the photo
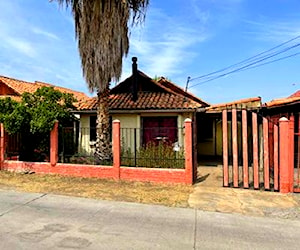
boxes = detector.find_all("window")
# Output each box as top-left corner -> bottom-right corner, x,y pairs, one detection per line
90,116 -> 97,141
142,117 -> 178,145
89,115 -> 112,142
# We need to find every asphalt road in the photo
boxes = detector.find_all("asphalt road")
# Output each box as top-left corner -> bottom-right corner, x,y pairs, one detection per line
0,189 -> 300,250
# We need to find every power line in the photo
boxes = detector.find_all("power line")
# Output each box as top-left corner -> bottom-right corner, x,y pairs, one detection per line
189,49 -> 300,88
189,34 -> 300,83
238,51 -> 300,72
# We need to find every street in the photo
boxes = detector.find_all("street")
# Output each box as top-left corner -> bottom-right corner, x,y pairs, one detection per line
0,189 -> 299,249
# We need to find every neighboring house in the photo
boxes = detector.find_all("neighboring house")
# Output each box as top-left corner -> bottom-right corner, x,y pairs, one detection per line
0,75 -> 89,103
0,75 -> 90,159
263,90 -> 300,170
75,58 -> 209,154
197,97 -> 262,164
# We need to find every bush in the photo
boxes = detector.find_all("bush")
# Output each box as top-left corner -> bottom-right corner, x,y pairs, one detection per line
121,141 -> 185,169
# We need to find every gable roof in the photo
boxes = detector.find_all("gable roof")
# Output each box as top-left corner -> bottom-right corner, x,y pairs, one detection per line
265,90 -> 300,108
206,97 -> 262,112
77,71 -> 209,111
289,90 -> 300,98
0,75 -> 89,104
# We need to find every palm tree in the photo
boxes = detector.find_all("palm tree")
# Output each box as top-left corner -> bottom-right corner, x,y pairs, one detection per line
53,0 -> 149,162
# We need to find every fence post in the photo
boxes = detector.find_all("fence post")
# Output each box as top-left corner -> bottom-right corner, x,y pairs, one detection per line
50,121 -> 59,166
289,115 -> 295,192
184,118 -> 193,184
279,117 -> 292,193
0,123 -> 5,169
113,120 -> 121,180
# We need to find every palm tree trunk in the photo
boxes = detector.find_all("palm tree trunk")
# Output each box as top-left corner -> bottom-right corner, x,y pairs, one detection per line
95,87 -> 112,163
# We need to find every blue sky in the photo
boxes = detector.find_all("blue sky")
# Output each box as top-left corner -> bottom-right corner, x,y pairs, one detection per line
0,0 -> 300,104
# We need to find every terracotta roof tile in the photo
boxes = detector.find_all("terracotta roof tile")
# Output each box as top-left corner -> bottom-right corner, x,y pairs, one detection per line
157,77 -> 209,106
265,96 -> 300,107
0,75 -> 89,105
77,91 -> 202,111
289,90 -> 300,98
206,97 -> 262,112
264,89 -> 300,107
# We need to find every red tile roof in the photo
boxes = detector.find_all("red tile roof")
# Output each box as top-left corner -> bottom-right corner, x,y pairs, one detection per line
264,90 -> 300,107
0,75 -> 89,104
206,97 -> 262,112
265,96 -> 300,107
77,92 -> 203,111
289,90 -> 300,98
157,77 -> 209,106
77,71 -> 208,111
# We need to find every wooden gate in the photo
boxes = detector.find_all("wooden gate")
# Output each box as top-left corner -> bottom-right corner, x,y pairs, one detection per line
294,113 -> 300,193
222,109 -> 279,190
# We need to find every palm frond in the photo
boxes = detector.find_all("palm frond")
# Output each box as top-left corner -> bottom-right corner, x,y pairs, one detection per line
52,0 -> 149,93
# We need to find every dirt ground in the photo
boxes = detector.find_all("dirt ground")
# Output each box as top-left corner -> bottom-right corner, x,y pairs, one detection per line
0,171 -> 192,207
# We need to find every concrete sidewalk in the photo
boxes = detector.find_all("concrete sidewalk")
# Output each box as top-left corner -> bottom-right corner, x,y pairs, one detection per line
1,189 -> 300,249
189,166 -> 300,219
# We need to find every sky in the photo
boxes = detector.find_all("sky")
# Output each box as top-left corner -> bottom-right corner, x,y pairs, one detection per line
0,0 -> 300,104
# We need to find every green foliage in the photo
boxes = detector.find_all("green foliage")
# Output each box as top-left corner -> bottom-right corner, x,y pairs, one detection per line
153,75 -> 172,82
121,142 -> 185,169
0,87 -> 76,162
0,87 -> 76,134
0,98 -> 18,123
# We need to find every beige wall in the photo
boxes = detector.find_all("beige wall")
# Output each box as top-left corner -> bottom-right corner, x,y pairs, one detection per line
78,112 -> 194,154
112,114 -> 140,153
78,114 -> 93,154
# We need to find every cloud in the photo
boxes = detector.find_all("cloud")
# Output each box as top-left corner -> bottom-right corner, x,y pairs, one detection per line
3,37 -> 36,58
121,6 -> 209,82
244,19 -> 300,42
31,27 -> 60,40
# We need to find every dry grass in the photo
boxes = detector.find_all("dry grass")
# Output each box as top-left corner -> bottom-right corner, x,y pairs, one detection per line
0,171 -> 192,207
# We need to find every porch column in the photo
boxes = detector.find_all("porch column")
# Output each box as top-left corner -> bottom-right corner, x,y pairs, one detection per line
184,118 -> 193,184
113,119 -> 121,180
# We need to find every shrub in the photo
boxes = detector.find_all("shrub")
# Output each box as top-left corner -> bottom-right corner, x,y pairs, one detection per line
121,141 -> 185,169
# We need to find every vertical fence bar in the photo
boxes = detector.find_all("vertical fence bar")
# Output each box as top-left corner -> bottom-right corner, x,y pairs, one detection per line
263,117 -> 270,190
242,110 -> 249,188
232,109 -> 239,187
134,128 -> 137,167
289,115 -> 295,192
252,112 -> 259,189
279,117 -> 290,193
274,124 -> 279,191
222,110 -> 229,187
193,113 -> 198,182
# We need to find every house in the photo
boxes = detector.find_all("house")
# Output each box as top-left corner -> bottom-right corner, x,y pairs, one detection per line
0,75 -> 89,103
196,97 -> 262,164
74,58 -> 209,155
0,75 -> 90,159
263,90 -> 300,182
